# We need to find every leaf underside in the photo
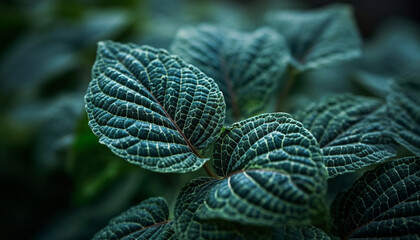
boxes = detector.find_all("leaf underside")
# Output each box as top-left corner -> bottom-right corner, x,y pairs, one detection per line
331,157 -> 420,239
266,4 -> 361,70
190,113 -> 328,226
387,80 -> 420,156
85,41 -> 226,173
171,25 -> 289,121
294,94 -> 397,178
93,197 -> 175,240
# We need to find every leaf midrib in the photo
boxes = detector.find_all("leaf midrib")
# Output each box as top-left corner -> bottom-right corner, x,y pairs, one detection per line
103,43 -> 204,158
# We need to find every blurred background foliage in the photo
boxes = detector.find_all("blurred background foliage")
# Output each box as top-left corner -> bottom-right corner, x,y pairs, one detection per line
0,0 -> 419,239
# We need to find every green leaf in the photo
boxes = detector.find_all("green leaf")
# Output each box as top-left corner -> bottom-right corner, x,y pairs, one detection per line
93,197 -> 175,240
294,94 -> 398,177
331,157 -> 420,239
85,41 -> 226,173
171,25 -> 289,121
273,225 -> 330,240
195,113 -> 327,226
174,177 -> 273,240
387,80 -> 420,156
266,4 -> 361,71
175,177 -> 330,239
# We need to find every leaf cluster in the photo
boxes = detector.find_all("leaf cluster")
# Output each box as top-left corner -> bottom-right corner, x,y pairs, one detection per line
85,4 -> 420,240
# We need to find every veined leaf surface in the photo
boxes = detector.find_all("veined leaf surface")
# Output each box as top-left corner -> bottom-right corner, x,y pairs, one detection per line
174,177 -> 329,240
273,225 -> 330,240
387,80 -> 420,156
85,41 -> 226,173
331,157 -> 420,239
294,94 -> 397,177
174,177 -> 273,240
171,25 -> 289,121
93,197 -> 175,240
266,4 -> 361,70
192,113 -> 327,226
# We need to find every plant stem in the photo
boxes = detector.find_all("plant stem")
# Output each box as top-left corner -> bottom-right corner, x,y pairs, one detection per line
276,67 -> 299,111
203,162 -> 219,179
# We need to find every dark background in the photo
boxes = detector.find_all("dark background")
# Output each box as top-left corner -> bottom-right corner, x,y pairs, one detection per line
0,0 -> 419,239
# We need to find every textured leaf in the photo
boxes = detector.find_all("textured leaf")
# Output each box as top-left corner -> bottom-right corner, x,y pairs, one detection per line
273,225 -> 330,240
294,94 -> 398,177
387,80 -> 420,156
196,113 -> 327,226
171,25 -> 289,121
266,4 -> 361,70
174,177 -> 273,240
85,41 -> 226,173
174,177 -> 330,239
93,197 -> 176,240
331,157 -> 420,239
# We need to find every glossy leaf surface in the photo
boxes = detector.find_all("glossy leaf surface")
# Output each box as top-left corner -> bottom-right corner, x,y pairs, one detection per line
171,25 -> 289,121
294,94 -> 397,177
94,197 -> 175,240
266,4 -> 361,70
85,41 -> 225,173
387,80 -> 420,156
331,157 -> 420,239
194,113 -> 327,226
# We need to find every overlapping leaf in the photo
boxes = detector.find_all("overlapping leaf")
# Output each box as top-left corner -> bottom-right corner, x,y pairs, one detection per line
171,25 -> 289,121
174,177 -> 329,240
85,41 -> 226,173
294,94 -> 397,177
93,197 -> 176,240
331,157 -> 420,239
179,113 -> 327,227
266,4 -> 361,70
387,80 -> 420,156
174,177 -> 273,240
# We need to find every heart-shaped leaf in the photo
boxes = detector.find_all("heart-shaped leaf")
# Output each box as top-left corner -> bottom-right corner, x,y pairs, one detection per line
331,157 -> 420,239
294,94 -> 398,177
171,25 -> 289,122
387,80 -> 420,156
179,113 -> 326,227
93,197 -> 176,240
85,41 -> 226,173
266,4 -> 361,71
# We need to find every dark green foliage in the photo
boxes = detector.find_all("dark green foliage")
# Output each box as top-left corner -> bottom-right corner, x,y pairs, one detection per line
77,3 -> 420,240
387,80 -> 420,156
93,197 -> 176,239
331,157 -> 420,239
294,94 -> 397,177
85,41 -> 226,173
266,4 -> 361,71
171,25 -> 290,121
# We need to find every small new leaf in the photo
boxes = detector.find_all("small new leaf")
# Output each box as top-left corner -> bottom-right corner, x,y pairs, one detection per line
294,94 -> 397,177
387,80 -> 420,156
331,157 -> 420,239
266,4 -> 361,71
85,41 -> 226,173
171,25 -> 289,121
93,197 -> 175,240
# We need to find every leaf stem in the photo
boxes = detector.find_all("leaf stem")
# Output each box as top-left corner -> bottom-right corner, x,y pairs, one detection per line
203,162 -> 219,179
276,67 -> 299,111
